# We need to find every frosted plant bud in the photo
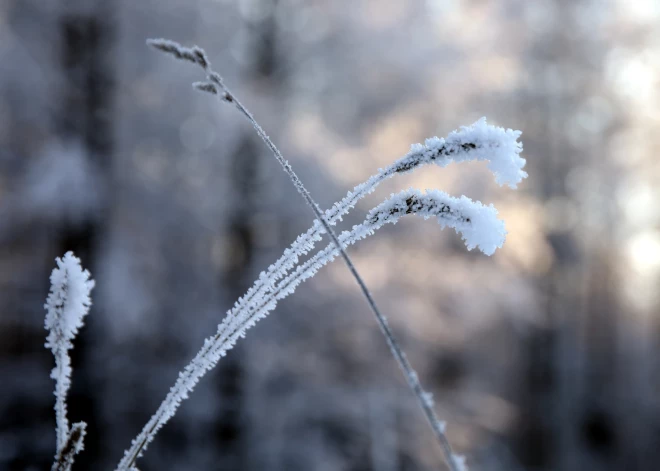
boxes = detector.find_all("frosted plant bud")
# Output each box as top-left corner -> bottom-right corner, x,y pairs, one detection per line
44,252 -> 93,468
45,251 -> 95,342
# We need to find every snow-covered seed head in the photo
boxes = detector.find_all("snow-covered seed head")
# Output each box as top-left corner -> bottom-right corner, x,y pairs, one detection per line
44,251 -> 95,343
366,189 -> 506,256
445,117 -> 526,188
394,118 -> 526,189
44,252 -> 94,459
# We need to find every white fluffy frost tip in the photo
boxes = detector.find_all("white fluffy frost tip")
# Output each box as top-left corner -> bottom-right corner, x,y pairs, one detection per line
450,194 -> 507,256
452,117 -> 526,188
45,251 -> 95,341
410,117 -> 526,189
368,189 -> 506,256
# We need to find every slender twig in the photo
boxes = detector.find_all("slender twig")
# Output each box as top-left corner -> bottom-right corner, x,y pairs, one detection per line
52,422 -> 87,471
143,39 -> 464,471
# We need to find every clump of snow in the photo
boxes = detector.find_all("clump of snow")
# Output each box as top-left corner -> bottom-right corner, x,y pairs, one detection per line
451,195 -> 507,256
406,117 -> 526,188
45,251 -> 96,341
367,189 -> 506,256
450,117 -> 526,188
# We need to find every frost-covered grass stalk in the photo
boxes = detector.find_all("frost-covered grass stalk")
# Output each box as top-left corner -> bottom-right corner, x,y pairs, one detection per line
212,117 -> 525,328
111,39 -> 527,471
44,252 -> 95,471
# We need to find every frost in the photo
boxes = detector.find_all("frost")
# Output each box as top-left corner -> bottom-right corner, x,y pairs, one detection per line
366,189 -> 506,256
441,117 -> 526,189
44,251 -> 94,463
45,252 -> 95,342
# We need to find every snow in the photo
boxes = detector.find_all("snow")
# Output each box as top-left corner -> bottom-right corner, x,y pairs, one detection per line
366,189 -> 506,256
439,117 -> 526,189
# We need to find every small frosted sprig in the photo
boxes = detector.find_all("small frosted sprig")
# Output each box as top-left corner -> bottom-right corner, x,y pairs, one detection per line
147,39 -> 233,102
44,251 -> 94,470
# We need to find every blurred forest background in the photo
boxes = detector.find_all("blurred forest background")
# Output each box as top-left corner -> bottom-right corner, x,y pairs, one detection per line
1,0 -> 659,470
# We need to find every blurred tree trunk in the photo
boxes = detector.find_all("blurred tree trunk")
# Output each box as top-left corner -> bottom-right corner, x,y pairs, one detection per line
515,2 -> 629,470
214,2 -> 280,468
53,2 -> 116,468
214,136 -> 259,470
